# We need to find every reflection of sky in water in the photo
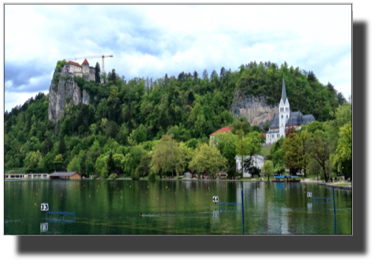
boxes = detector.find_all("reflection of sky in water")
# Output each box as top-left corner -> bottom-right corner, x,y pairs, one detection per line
4,180 -> 352,235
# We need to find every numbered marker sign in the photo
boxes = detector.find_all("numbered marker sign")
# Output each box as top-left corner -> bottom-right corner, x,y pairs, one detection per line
212,196 -> 219,202
307,192 -> 312,198
41,203 -> 49,211
40,223 -> 48,232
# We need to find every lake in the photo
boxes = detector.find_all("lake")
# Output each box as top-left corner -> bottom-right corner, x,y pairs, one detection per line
4,180 -> 352,235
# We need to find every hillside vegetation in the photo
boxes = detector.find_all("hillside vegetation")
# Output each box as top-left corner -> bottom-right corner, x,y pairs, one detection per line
4,60 -> 348,179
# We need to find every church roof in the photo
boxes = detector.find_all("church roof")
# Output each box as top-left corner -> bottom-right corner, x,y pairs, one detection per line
286,111 -> 315,126
281,75 -> 287,104
268,111 -> 315,130
269,114 -> 280,128
302,114 -> 316,124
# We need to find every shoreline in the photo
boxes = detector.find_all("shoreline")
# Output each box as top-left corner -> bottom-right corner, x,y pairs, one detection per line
5,177 -> 352,190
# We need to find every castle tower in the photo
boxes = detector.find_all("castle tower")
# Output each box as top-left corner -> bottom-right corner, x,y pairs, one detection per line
81,59 -> 90,80
278,75 -> 290,138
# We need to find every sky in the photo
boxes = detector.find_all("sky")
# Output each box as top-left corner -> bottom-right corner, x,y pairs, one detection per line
4,4 -> 352,112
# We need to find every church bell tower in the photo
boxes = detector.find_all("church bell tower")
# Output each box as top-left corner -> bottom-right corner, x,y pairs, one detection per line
279,75 -> 290,138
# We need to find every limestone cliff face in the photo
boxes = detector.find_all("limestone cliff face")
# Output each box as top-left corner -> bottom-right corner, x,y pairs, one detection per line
231,91 -> 278,129
48,71 -> 91,123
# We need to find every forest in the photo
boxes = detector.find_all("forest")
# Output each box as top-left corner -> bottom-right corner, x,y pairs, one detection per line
4,60 -> 350,180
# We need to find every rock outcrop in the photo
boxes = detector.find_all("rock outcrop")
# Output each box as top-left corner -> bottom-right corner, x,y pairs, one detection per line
48,71 -> 91,123
231,91 -> 278,129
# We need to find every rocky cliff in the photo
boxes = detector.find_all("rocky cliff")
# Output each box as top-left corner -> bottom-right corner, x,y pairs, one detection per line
48,71 -> 91,123
231,90 -> 278,129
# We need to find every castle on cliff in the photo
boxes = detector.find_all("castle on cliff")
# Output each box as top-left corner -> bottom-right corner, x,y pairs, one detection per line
265,76 -> 315,144
63,59 -> 95,81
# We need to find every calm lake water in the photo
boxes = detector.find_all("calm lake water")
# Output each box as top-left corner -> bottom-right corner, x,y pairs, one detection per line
4,180 -> 352,235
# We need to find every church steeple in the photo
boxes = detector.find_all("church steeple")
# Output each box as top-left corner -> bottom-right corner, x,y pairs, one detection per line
281,75 -> 287,104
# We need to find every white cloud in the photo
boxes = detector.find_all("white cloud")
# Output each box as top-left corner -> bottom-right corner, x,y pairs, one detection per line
5,91 -> 48,113
5,4 -> 352,110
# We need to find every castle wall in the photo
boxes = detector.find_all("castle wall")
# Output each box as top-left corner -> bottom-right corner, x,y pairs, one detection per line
89,67 -> 95,81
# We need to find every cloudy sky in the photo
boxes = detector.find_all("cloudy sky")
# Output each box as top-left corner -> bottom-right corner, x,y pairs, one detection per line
4,4 -> 351,112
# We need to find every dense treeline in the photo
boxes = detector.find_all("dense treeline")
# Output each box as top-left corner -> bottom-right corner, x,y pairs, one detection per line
4,60 -> 348,178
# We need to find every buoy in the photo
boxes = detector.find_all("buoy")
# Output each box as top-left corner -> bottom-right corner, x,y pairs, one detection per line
175,192 -> 176,194
89,195 -> 91,197
36,193 -> 38,195
60,194 -> 63,197
157,198 -> 159,200
13,192 -> 15,194
34,203 -> 36,205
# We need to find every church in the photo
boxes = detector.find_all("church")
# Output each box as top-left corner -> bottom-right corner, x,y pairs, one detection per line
266,76 -> 315,144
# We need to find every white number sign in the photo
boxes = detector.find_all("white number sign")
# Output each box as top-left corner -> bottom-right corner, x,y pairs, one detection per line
40,223 -> 48,232
307,192 -> 312,198
41,203 -> 49,211
212,196 -> 219,202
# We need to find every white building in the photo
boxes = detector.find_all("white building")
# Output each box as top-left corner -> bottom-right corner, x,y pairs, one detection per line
266,76 -> 315,144
235,155 -> 265,177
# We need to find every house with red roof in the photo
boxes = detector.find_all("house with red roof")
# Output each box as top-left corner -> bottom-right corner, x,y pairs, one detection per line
209,125 -> 232,145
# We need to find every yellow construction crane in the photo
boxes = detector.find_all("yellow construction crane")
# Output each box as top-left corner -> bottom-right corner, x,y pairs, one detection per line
66,55 -> 113,83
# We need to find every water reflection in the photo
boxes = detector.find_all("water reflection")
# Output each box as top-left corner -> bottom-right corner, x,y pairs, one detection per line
4,180 -> 352,235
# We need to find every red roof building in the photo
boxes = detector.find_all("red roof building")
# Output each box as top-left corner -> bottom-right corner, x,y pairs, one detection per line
64,61 -> 82,68
82,59 -> 89,65
210,125 -> 232,137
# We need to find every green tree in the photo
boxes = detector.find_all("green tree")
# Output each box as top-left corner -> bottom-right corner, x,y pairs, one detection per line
107,151 -> 115,175
304,131 -> 331,182
128,124 -> 147,145
231,116 -> 251,136
123,145 -> 146,176
24,151 -> 42,173
58,139 -> 67,155
246,131 -> 262,155
151,134 -> 185,177
86,160 -> 95,176
67,156 -> 81,173
331,122 -> 352,179
189,144 -> 227,178
271,137 -> 285,175
95,154 -> 109,178
95,62 -> 101,83
262,160 -> 274,181
41,138 -> 53,157
137,152 -> 153,177
284,130 -> 302,175
212,132 -> 238,175
53,154 -> 64,171
308,158 -> 321,180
